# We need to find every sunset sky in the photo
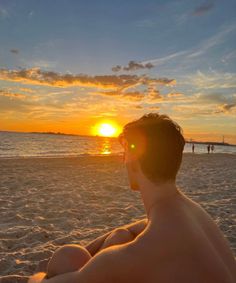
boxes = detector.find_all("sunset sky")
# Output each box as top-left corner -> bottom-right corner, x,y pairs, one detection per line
0,0 -> 236,143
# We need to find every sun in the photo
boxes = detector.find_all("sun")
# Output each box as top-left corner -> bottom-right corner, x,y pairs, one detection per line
98,123 -> 116,137
92,121 -> 121,137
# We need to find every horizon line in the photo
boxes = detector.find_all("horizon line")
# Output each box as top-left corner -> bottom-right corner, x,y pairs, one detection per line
0,130 -> 235,146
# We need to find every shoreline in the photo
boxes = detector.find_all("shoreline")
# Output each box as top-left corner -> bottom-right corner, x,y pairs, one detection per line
0,152 -> 235,160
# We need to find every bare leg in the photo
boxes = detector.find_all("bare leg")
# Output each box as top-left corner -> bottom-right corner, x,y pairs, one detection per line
99,228 -> 134,250
46,244 -> 91,279
29,229 -> 134,282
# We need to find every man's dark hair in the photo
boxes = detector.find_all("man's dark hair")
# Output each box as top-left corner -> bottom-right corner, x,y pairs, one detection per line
122,113 -> 185,182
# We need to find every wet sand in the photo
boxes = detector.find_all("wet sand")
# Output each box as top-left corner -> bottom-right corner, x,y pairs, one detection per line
0,154 -> 235,281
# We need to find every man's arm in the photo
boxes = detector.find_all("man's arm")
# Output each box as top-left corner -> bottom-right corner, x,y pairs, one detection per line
123,218 -> 147,237
85,231 -> 111,256
85,218 -> 147,256
29,249 -> 120,283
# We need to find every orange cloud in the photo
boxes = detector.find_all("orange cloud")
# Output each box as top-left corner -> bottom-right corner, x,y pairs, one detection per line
0,68 -> 175,90
93,90 -> 145,101
149,105 -> 160,110
134,105 -> 143,109
216,103 -> 236,113
167,92 -> 184,97
19,87 -> 36,93
0,90 -> 26,99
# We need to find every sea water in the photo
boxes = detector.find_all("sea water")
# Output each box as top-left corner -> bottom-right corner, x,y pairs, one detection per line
0,131 -> 235,158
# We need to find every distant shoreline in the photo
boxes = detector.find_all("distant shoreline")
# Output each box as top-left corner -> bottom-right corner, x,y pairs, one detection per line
185,141 -> 236,147
0,130 -> 116,139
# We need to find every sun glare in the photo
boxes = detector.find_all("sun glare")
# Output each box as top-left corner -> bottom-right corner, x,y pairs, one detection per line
92,121 -> 121,137
99,123 -> 116,137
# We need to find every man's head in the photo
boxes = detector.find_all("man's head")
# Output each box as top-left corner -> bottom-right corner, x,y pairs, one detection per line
120,113 -> 185,188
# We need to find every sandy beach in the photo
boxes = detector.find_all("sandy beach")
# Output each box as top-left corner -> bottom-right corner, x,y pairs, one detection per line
0,153 -> 235,282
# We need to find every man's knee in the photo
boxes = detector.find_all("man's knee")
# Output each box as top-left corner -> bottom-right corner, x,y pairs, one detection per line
111,228 -> 133,238
47,244 -> 91,278
54,244 -> 89,259
103,228 -> 134,247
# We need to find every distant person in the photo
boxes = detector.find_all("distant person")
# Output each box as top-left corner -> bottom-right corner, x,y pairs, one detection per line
207,144 -> 210,154
211,144 -> 215,153
30,113 -> 236,283
192,143 -> 195,153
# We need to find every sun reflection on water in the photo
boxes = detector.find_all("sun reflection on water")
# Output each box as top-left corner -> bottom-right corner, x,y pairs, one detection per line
100,138 -> 112,155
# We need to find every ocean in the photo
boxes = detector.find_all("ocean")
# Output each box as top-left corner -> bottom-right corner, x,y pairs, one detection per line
0,131 -> 235,158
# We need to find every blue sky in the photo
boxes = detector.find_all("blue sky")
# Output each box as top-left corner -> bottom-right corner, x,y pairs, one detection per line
0,0 -> 236,142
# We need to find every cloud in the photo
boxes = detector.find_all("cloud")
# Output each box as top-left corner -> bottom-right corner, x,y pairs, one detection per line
216,103 -> 236,113
0,89 -> 26,100
173,104 -> 215,117
0,88 -> 76,117
134,105 -> 143,109
18,57 -> 57,69
172,91 -> 236,118
0,89 -> 34,113
10,49 -> 19,54
19,87 -> 36,93
142,50 -> 189,67
167,92 -> 184,98
184,71 -> 236,90
147,86 -> 162,100
187,24 -> 236,59
93,86 -> 167,102
138,23 -> 236,68
0,68 -> 175,100
222,50 -> 236,63
112,60 -> 154,72
0,68 -> 140,89
193,1 -> 215,16
0,7 -> 9,19
92,86 -> 187,103
111,65 -> 122,72
197,92 -> 236,105
0,67 -> 179,108
31,60 -> 56,69
93,90 -> 146,101
149,105 -> 160,110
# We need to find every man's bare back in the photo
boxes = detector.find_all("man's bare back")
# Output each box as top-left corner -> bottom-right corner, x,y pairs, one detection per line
30,191 -> 235,283
115,192 -> 236,283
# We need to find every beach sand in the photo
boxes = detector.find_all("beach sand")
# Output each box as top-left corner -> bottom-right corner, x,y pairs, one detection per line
0,154 -> 235,282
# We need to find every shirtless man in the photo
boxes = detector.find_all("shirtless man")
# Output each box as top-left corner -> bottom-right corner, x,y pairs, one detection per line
30,113 -> 236,283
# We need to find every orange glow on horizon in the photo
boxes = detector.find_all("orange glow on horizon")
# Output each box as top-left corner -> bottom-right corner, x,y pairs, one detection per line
1,118 -> 236,144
